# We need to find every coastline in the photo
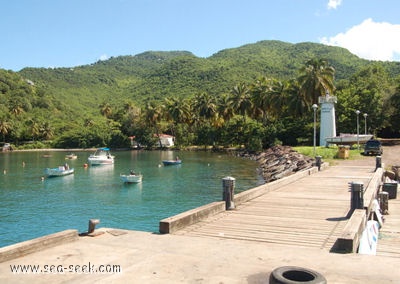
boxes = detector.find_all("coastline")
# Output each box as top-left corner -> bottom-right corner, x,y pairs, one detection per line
4,148 -> 119,152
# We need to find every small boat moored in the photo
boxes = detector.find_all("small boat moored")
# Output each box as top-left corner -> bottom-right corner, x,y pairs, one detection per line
88,147 -> 114,165
44,164 -> 74,177
325,134 -> 373,146
162,158 -> 182,166
65,153 -> 77,160
120,170 -> 143,183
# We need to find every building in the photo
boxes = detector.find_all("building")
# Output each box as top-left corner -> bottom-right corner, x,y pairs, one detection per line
156,134 -> 175,147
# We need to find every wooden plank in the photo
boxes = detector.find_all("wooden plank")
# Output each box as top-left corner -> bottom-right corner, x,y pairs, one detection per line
171,164 -> 395,255
377,198 -> 400,257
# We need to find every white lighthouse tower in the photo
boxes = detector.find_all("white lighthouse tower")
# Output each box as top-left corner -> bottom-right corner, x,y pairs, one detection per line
318,93 -> 337,147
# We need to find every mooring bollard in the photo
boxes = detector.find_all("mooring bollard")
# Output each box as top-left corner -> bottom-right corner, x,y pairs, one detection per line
349,181 -> 364,212
88,219 -> 100,234
392,165 -> 400,182
376,156 -> 382,170
315,155 -> 322,171
379,191 -> 389,215
222,176 -> 235,210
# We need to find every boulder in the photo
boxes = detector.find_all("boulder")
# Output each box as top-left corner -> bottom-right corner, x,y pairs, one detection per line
238,146 -> 314,183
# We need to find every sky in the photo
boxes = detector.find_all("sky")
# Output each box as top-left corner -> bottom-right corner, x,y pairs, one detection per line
1,0 -> 400,71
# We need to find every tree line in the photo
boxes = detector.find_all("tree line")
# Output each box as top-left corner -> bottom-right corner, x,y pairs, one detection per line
1,57 -> 399,150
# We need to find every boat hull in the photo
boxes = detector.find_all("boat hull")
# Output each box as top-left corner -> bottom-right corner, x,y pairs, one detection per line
65,154 -> 77,160
44,167 -> 74,177
162,160 -> 182,166
88,157 -> 114,165
88,148 -> 114,165
325,134 -> 373,145
120,174 -> 142,183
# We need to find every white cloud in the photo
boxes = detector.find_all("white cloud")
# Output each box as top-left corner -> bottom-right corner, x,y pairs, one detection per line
320,18 -> 400,61
99,54 -> 109,61
327,0 -> 342,10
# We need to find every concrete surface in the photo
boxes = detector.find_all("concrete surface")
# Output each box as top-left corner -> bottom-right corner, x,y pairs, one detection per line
0,150 -> 399,283
0,227 -> 399,283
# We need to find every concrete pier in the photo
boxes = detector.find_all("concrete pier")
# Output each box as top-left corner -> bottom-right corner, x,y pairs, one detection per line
0,156 -> 399,283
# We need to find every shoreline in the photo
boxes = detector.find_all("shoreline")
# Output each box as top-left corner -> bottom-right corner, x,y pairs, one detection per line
3,148 -> 123,153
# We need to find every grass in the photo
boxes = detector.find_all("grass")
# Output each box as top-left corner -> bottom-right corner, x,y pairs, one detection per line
293,145 -> 364,163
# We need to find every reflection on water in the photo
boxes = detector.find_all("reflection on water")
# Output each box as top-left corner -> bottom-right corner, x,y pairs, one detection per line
0,150 -> 261,247
43,174 -> 75,189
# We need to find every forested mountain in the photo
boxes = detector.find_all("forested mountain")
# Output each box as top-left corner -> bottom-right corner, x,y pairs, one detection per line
17,40 -> 400,110
2,40 -> 400,149
13,41 -> 387,102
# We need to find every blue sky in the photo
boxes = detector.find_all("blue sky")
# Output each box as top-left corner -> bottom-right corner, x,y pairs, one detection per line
1,0 -> 400,71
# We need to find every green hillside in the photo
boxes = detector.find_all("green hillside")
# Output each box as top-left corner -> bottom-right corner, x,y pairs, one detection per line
1,40 -> 400,149
19,40 -> 387,107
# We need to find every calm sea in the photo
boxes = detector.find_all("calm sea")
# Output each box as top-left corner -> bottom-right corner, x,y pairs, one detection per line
0,150 -> 262,247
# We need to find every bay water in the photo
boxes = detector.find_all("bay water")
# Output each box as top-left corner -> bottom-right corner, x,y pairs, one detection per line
0,150 -> 262,247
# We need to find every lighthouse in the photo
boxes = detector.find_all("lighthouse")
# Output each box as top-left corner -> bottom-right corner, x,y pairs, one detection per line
318,92 -> 337,147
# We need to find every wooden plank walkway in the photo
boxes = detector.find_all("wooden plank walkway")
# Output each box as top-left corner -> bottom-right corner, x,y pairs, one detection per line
174,164 -> 400,256
378,197 -> 400,257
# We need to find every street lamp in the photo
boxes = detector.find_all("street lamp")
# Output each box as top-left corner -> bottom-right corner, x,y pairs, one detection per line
312,104 -> 318,156
363,113 -> 368,134
356,110 -> 360,150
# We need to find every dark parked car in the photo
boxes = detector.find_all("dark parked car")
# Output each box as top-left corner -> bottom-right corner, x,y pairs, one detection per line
364,139 -> 383,155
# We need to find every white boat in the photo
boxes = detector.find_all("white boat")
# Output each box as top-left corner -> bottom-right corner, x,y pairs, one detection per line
44,166 -> 74,177
65,153 -> 77,160
88,147 -> 114,165
120,173 -> 143,183
325,134 -> 373,146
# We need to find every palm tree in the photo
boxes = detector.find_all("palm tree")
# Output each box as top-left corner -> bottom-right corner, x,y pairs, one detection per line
217,93 -> 234,123
164,97 -> 190,125
0,119 -> 12,142
40,122 -> 54,140
251,77 -> 284,123
192,92 -> 222,146
143,101 -> 164,147
10,104 -> 24,116
26,119 -> 40,141
99,102 -> 113,118
285,79 -> 309,117
193,92 -> 218,122
123,101 -> 141,117
164,97 -> 191,140
84,118 -> 95,127
297,58 -> 335,105
229,82 -> 253,121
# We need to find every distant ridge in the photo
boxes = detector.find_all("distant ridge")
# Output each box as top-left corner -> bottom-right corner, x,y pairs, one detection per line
17,40 -> 400,108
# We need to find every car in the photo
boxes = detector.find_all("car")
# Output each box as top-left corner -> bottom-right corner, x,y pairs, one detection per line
364,139 -> 383,156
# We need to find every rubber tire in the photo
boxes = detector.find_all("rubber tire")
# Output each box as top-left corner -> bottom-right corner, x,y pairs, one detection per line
269,266 -> 327,284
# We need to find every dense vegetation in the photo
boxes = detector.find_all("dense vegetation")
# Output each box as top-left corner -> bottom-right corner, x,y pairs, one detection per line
1,40 -> 400,150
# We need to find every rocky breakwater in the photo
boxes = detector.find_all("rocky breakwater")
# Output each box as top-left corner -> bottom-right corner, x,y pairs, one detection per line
240,145 -> 315,183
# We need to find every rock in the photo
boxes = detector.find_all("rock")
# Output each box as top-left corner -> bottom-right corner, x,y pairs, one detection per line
238,145 -> 315,183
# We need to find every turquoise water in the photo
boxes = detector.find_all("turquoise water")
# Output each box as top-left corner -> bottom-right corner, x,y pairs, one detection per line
0,150 -> 262,247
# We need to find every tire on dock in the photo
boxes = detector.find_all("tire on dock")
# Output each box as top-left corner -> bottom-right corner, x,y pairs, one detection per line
269,266 -> 326,284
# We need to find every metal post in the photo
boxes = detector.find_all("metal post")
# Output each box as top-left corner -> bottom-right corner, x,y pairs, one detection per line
376,156 -> 382,170
363,113 -> 368,134
393,165 -> 400,182
88,219 -> 100,234
315,155 -> 322,171
379,192 -> 389,215
356,110 -> 360,150
312,104 -> 318,156
222,176 -> 235,210
349,181 -> 364,212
